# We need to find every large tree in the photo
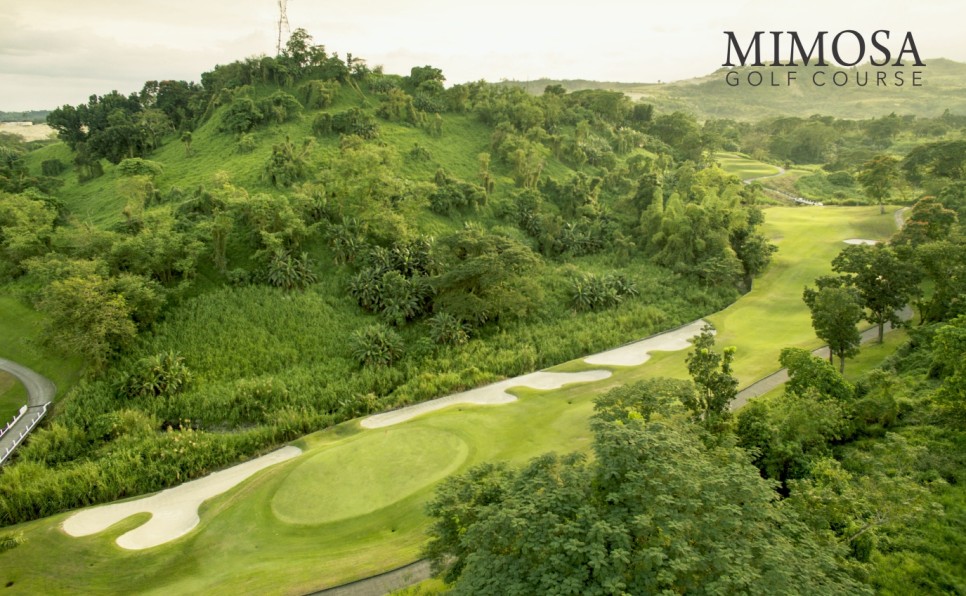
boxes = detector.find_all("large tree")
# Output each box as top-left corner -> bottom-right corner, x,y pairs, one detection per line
38,274 -> 137,371
857,155 -> 901,215
425,412 -> 865,595
432,226 -> 541,326
684,324 -> 738,426
803,285 -> 863,373
831,244 -> 920,343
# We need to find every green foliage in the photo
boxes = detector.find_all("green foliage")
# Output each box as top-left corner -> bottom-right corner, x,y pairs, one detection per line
298,80 -> 340,109
0,531 -> 25,554
257,90 -> 302,125
568,272 -> 637,312
683,324 -> 737,427
37,274 -> 138,371
40,158 -> 66,176
317,107 -> 378,139
219,97 -> 262,134
349,324 -> 404,367
0,192 -> 56,276
235,133 -> 257,154
432,226 -> 541,326
428,170 -> 486,215
780,347 -> 854,402
263,136 -> 314,187
932,316 -> 966,426
857,155 -> 900,213
117,157 -> 164,178
123,351 -> 192,399
265,250 -> 317,291
803,285 -> 863,372
427,311 -> 469,346
593,377 -> 691,423
426,417 -> 865,595
831,244 -> 921,343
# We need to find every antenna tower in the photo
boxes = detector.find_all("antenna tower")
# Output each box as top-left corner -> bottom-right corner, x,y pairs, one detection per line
276,0 -> 291,55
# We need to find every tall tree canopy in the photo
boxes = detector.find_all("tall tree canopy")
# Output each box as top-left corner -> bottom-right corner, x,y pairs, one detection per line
425,395 -> 865,595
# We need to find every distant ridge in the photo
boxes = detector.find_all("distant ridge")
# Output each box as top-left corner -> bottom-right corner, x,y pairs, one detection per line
501,58 -> 966,120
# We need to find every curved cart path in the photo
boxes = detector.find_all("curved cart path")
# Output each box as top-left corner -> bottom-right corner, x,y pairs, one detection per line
0,358 -> 55,465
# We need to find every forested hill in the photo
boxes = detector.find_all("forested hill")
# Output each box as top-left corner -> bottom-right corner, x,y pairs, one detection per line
1,29 -> 770,526
508,58 -> 966,120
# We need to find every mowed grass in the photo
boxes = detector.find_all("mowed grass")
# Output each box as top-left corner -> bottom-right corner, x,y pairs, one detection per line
716,152 -> 781,180
0,206 -> 898,594
0,295 -> 83,403
0,372 -> 27,421
272,426 -> 469,525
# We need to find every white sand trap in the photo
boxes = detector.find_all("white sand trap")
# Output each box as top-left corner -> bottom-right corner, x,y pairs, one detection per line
844,238 -> 878,245
361,369 -> 612,429
62,446 -> 301,550
584,319 -> 710,367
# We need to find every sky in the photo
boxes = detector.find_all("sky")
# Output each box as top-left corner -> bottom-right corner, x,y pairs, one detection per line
2,0 -> 966,111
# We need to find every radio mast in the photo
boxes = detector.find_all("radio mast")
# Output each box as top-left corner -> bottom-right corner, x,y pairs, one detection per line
276,0 -> 291,55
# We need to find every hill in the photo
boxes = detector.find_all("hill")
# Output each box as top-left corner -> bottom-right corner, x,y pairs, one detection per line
506,58 -> 966,120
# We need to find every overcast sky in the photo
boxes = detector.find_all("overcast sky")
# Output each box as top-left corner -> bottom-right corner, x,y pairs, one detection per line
2,0 -> 965,111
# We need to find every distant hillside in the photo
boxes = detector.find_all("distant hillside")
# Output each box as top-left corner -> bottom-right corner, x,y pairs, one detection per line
507,58 -> 966,120
0,110 -> 50,124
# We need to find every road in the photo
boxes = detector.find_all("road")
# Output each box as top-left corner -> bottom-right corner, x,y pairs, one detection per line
0,358 -> 55,464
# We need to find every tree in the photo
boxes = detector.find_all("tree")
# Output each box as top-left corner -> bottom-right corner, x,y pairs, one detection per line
932,315 -> 966,426
0,193 -> 56,275
683,324 -> 738,426
425,416 -> 865,595
893,196 -> 958,246
779,347 -> 854,402
432,226 -> 541,326
914,239 -> 966,322
732,231 -> 778,292
803,285 -> 862,372
736,391 -> 849,493
180,131 -> 192,157
37,275 -> 137,370
831,244 -> 920,343
857,155 -> 901,215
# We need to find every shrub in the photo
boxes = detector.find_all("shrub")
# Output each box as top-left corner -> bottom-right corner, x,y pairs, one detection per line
827,170 -> 855,186
428,312 -> 470,346
235,133 -> 257,154
116,158 -> 164,180
327,108 -> 378,139
220,97 -> 262,134
123,351 -> 192,399
298,80 -> 340,109
429,171 -> 487,215
350,324 -> 404,367
41,159 -> 67,176
265,250 -> 317,291
570,272 -> 638,312
258,90 -> 303,124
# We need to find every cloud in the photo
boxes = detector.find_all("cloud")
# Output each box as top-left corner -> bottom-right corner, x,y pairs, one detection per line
2,0 -> 965,110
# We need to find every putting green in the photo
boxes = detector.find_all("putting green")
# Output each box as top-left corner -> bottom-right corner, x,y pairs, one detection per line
271,426 -> 469,524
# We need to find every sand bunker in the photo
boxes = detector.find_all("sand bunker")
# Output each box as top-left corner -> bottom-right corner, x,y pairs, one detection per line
843,239 -> 878,245
361,369 -> 612,429
62,446 -> 301,550
584,319 -> 709,367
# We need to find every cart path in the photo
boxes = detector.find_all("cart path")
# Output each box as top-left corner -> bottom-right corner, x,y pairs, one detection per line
0,358 -> 55,465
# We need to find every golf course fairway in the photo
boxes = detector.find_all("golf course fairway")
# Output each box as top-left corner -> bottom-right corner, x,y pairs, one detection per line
0,205 -> 901,595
